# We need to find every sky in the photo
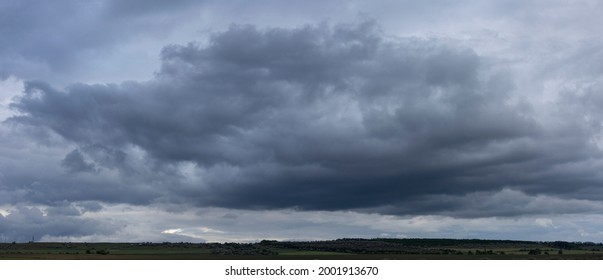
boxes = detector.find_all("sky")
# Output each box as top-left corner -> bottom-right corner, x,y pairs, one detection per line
1,0 -> 603,243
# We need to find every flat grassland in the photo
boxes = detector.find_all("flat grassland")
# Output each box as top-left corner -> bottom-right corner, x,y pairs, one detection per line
1,239 -> 602,260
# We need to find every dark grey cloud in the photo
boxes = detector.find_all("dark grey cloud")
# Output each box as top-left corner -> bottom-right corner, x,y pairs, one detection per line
367,188 -> 603,218
7,20 -> 603,218
62,149 -> 97,173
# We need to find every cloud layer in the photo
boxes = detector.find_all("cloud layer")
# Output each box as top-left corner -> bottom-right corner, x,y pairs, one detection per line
2,1 -> 603,242
5,21 -> 603,220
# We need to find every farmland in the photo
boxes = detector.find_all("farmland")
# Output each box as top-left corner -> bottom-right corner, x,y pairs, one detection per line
1,238 -> 603,260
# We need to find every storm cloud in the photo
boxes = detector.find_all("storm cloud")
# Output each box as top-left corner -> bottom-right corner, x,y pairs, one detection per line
2,1 -> 603,242
6,20 -> 602,218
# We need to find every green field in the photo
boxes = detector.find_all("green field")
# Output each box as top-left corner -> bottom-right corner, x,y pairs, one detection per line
1,239 -> 603,260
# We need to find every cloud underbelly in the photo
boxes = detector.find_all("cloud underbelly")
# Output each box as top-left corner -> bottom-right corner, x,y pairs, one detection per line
7,21 -> 603,217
